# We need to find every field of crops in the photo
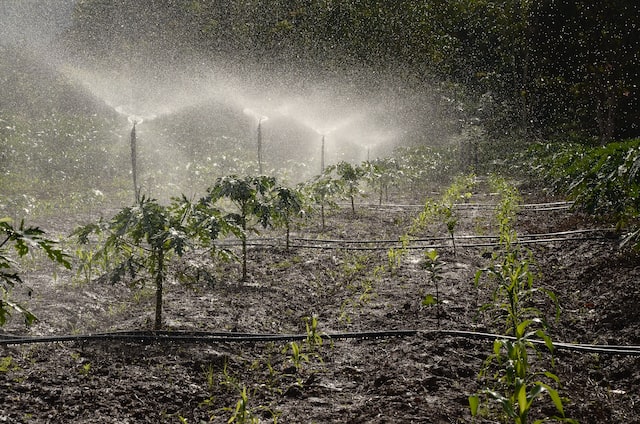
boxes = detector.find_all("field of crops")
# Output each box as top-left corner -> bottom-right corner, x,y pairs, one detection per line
1,174 -> 638,423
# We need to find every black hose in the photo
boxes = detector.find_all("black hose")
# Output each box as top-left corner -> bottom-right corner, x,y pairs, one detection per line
1,329 -> 638,356
214,229 -> 616,251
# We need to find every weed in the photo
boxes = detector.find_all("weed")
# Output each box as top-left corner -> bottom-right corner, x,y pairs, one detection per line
0,356 -> 19,373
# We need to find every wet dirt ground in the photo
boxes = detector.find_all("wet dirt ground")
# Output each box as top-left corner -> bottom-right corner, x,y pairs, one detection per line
1,184 -> 638,423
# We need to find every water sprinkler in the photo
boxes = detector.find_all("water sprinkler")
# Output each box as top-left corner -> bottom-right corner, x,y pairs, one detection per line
321,134 -> 325,173
257,118 -> 264,174
244,108 -> 269,175
130,121 -> 140,204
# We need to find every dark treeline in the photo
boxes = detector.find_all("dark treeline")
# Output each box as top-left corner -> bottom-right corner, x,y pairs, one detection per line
63,0 -> 639,144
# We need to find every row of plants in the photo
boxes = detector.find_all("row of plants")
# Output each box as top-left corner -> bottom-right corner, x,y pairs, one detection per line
386,173 -> 476,276
0,140 -> 459,331
469,176 -> 575,424
68,159 -> 424,332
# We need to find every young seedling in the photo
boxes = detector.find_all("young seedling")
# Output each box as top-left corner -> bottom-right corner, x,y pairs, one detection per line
422,249 -> 444,327
225,385 -> 259,424
469,319 -> 575,424
304,315 -> 325,353
282,341 -> 309,371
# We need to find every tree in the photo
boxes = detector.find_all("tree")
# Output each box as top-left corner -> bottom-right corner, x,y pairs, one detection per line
0,218 -> 70,326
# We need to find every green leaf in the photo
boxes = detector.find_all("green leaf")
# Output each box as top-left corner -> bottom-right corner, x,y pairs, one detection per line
539,383 -> 566,417
515,320 -> 532,338
517,383 -> 527,415
468,395 -> 480,416
422,294 -> 436,306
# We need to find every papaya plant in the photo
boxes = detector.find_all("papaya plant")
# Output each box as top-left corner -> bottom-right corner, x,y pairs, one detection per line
361,158 -> 401,205
73,196 -> 223,330
530,138 -> 640,249
206,175 -> 276,281
335,161 -> 365,214
0,217 -> 71,326
303,172 -> 342,231
268,185 -> 305,251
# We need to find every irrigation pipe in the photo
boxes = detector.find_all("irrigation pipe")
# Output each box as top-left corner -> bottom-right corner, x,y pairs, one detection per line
1,329 -> 638,356
215,229 -> 616,251
352,201 -> 575,211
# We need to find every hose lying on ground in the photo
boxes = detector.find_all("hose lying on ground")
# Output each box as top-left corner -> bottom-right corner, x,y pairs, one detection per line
1,329 -> 638,356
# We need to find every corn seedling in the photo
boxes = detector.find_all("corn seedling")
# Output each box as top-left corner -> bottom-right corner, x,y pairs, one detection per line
202,363 -> 216,392
422,249 -> 444,327
386,234 -> 411,274
304,315 -> 325,352
489,174 -> 521,250
470,319 -> 576,424
282,341 -> 309,371
224,385 -> 259,424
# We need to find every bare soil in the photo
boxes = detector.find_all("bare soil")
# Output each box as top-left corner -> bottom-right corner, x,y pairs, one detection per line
1,185 -> 639,423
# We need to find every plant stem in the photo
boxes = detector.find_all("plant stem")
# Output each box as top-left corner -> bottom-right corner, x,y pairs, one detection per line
154,248 -> 164,330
